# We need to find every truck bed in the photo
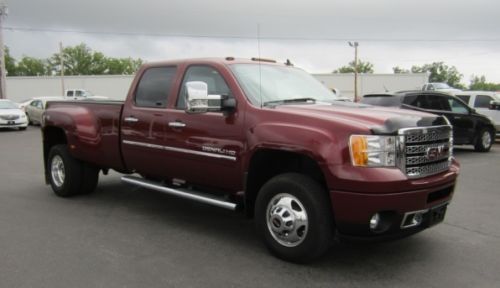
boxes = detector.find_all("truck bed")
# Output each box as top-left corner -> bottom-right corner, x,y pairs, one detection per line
44,100 -> 126,171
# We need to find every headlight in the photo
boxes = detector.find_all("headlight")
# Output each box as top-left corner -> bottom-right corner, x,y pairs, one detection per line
349,135 -> 396,167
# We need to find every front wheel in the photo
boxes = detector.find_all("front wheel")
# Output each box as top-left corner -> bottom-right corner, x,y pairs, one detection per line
474,129 -> 494,152
255,173 -> 333,263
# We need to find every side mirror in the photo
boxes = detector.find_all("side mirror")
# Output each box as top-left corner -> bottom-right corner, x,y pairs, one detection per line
185,81 -> 236,114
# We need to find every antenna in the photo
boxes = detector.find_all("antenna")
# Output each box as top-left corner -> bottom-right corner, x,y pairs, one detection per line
257,23 -> 262,108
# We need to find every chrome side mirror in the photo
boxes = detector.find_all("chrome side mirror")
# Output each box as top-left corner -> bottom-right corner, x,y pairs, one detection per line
185,81 -> 235,114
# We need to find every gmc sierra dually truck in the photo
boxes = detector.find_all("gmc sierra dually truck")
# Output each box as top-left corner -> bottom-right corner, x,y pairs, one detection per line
42,58 -> 460,262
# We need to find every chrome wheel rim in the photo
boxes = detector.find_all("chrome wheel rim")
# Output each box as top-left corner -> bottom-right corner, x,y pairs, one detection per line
482,131 -> 492,148
266,193 -> 308,247
51,155 -> 65,188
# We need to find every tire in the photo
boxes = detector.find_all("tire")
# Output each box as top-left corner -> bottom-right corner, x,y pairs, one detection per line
47,145 -> 99,197
474,129 -> 494,152
255,173 -> 333,263
80,163 -> 99,194
26,113 -> 33,125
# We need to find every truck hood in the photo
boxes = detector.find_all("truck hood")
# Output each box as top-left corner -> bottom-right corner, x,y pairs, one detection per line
274,102 -> 447,134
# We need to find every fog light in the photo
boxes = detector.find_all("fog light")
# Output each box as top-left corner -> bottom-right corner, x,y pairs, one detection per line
369,213 -> 380,230
413,212 -> 423,226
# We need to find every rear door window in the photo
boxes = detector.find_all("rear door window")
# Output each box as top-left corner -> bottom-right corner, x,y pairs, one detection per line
474,95 -> 493,108
135,67 -> 177,108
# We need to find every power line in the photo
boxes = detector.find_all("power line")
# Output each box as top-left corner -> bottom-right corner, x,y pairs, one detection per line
4,26 -> 500,42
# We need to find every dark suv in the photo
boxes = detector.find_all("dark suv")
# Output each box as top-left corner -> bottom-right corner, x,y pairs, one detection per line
361,91 -> 496,152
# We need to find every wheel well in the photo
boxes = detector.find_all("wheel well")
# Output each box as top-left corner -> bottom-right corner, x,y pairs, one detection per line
244,149 -> 328,217
43,126 -> 67,183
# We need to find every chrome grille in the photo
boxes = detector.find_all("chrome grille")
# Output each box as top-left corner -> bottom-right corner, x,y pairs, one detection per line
398,125 -> 452,178
0,115 -> 20,120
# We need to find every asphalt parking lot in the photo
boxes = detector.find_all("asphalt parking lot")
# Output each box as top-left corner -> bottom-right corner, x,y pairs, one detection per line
1,127 -> 499,288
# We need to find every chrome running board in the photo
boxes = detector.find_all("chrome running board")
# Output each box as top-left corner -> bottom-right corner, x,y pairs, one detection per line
121,175 -> 237,211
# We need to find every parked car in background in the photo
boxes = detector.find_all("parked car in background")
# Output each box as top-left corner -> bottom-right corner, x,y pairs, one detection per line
17,98 -> 35,112
65,89 -> 108,101
422,83 -> 462,94
455,91 -> 500,138
0,99 -> 28,130
361,91 -> 496,152
25,97 -> 65,125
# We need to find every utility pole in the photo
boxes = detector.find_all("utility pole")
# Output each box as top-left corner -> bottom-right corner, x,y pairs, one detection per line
0,2 -> 8,99
348,41 -> 359,102
59,42 -> 65,96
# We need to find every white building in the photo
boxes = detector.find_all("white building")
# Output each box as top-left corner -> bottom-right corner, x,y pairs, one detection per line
5,73 -> 429,103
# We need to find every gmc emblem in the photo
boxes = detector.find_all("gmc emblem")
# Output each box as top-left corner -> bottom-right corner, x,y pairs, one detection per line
426,145 -> 449,161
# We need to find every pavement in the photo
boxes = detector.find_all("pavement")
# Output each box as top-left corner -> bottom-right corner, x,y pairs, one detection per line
1,126 -> 499,288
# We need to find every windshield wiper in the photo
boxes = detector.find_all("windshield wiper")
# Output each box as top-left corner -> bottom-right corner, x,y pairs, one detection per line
263,97 -> 316,107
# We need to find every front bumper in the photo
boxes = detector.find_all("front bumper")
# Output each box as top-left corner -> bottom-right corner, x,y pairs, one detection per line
0,119 -> 28,128
329,162 -> 459,239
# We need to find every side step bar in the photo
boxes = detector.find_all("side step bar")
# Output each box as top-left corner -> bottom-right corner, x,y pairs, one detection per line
121,176 -> 238,211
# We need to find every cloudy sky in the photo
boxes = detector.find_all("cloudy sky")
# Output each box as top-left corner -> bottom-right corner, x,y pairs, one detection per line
3,0 -> 500,84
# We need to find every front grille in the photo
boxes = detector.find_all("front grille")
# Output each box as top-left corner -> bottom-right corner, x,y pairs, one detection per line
0,115 -> 20,120
398,125 -> 452,178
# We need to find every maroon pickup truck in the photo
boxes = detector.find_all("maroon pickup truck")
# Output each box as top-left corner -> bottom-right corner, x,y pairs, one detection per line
42,58 -> 459,262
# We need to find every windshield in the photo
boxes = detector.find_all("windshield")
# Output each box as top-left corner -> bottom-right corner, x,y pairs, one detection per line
433,83 -> 451,89
0,101 -> 19,109
230,64 -> 337,106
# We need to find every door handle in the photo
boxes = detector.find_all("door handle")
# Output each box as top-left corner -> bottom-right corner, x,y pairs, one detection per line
124,116 -> 139,123
168,121 -> 186,128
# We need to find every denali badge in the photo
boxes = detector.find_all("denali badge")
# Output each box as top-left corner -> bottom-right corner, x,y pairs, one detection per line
425,145 -> 448,161
202,146 -> 237,156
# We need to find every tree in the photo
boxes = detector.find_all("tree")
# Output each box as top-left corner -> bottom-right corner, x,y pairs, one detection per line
49,43 -> 108,75
410,62 -> 464,89
469,75 -> 500,91
4,46 -> 18,76
105,57 -> 143,75
333,59 -> 374,73
392,66 -> 410,74
16,56 -> 50,76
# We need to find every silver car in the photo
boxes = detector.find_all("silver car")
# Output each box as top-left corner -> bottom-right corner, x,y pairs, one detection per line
25,97 -> 65,125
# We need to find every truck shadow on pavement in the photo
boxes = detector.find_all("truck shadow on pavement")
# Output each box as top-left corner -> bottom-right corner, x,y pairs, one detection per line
66,175 -> 441,274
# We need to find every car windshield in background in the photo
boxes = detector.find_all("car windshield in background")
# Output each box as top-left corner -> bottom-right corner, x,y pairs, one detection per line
434,83 -> 451,89
361,95 -> 400,106
0,101 -> 19,109
230,64 -> 337,106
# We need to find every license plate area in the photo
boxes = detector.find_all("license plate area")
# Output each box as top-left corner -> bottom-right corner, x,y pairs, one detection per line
7,121 -> 15,125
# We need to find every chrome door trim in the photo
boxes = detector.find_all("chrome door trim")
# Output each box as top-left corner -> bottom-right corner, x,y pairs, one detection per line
122,140 -> 237,161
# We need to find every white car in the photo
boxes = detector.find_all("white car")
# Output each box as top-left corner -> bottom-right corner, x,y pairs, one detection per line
0,99 -> 29,130
25,97 -> 66,125
422,83 -> 462,94
455,91 -> 500,138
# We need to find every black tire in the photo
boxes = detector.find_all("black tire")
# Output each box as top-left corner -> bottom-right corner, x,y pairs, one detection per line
26,113 -> 33,125
474,128 -> 494,152
80,163 -> 99,194
47,145 -> 99,197
255,173 -> 333,263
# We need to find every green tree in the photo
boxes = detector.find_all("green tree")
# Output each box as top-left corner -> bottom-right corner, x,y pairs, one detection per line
469,75 -> 500,91
392,66 -> 410,74
105,57 -> 143,75
410,62 -> 464,89
4,46 -> 18,76
333,59 -> 374,73
49,43 -> 108,75
16,56 -> 50,76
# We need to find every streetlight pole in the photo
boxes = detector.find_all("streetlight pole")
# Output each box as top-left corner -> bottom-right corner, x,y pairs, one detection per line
348,41 -> 359,102
0,2 -> 8,99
